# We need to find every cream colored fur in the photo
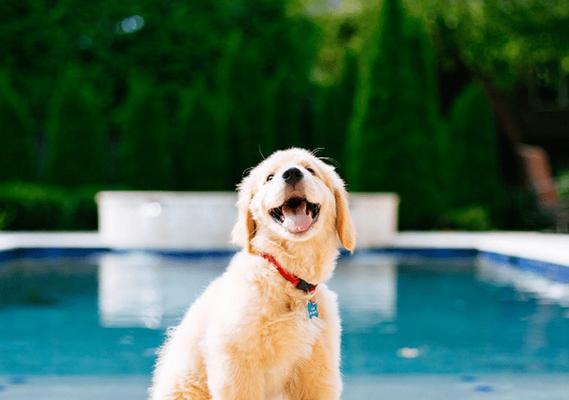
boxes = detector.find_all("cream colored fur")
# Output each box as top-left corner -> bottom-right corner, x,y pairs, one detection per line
150,148 -> 356,400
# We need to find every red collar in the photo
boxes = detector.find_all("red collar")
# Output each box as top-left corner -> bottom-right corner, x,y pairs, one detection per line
261,253 -> 317,293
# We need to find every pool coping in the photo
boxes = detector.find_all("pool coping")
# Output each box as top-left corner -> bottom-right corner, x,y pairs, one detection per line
0,231 -> 568,281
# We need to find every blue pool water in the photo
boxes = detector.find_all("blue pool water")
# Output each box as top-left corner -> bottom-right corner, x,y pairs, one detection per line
0,252 -> 568,398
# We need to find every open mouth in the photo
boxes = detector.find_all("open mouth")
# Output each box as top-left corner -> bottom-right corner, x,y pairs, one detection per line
269,197 -> 321,234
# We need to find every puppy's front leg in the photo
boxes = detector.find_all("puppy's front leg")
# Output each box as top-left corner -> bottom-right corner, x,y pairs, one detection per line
289,334 -> 342,400
207,348 -> 266,400
287,291 -> 342,400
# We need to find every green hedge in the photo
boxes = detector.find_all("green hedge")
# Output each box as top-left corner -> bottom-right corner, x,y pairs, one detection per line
174,79 -> 230,190
446,83 -> 507,224
347,0 -> 444,228
0,183 -> 103,231
313,49 -> 358,168
118,74 -> 172,189
0,0 -> 527,231
0,71 -> 35,181
0,0 -> 320,192
437,206 -> 493,231
45,66 -> 108,186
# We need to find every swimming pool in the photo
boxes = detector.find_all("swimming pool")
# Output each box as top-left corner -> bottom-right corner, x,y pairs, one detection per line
0,251 -> 568,399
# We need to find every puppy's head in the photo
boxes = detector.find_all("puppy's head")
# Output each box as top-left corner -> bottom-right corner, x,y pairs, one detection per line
232,148 -> 355,253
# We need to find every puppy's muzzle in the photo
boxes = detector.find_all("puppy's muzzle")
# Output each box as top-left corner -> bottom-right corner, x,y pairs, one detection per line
282,167 -> 303,185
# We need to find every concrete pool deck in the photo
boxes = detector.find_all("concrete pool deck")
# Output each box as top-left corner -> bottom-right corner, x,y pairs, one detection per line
392,232 -> 569,267
0,231 -> 568,267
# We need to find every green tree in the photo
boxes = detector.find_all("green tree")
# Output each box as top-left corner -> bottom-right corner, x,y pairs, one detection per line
448,83 -> 506,218
408,1 -> 569,178
118,73 -> 171,189
45,66 -> 108,186
0,71 -> 35,181
221,33 -> 279,181
174,79 -> 229,190
314,49 -> 358,168
347,0 -> 443,228
219,1 -> 319,183
407,0 -> 569,84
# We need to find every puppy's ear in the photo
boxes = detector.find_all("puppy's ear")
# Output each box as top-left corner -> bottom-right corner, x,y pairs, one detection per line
334,185 -> 356,252
231,175 -> 256,253
327,167 -> 356,252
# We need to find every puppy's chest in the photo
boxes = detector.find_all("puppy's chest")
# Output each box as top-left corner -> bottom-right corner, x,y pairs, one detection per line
260,301 -> 323,363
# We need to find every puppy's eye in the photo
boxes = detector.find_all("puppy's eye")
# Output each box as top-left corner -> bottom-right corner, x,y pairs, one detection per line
306,167 -> 316,175
266,174 -> 274,182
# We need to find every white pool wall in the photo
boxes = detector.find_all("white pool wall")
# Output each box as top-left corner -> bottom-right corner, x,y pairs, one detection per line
96,191 -> 400,250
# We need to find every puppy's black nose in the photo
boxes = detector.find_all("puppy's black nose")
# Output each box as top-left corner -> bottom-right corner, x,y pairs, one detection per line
282,167 -> 303,185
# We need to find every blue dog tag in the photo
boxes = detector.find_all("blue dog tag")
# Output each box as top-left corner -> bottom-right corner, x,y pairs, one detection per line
307,301 -> 319,319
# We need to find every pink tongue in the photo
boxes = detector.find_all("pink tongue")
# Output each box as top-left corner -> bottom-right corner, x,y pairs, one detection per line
282,202 -> 313,233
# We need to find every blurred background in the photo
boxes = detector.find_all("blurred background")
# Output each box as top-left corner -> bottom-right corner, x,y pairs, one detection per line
0,0 -> 568,232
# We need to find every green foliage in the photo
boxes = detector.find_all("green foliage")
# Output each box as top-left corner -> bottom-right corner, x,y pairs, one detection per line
45,66 -> 108,186
0,183 -> 71,230
507,186 -> 554,230
0,0 -> 538,231
0,70 -> 35,181
69,186 -> 102,231
557,171 -> 569,200
118,73 -> 172,189
314,49 -> 358,168
347,0 -> 444,228
0,182 -> 105,231
174,80 -> 229,190
0,0 -> 320,190
407,0 -> 569,86
220,32 -> 281,182
0,211 -> 8,230
220,7 -> 320,183
447,83 -> 507,221
438,206 -> 493,231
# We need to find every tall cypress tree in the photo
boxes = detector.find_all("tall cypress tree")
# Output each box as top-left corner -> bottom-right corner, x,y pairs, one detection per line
347,0 -> 443,228
219,1 -> 319,184
448,83 -> 506,218
222,35 -> 279,183
314,49 -> 358,168
117,73 -> 172,189
45,66 -> 107,186
0,71 -> 34,181
174,79 -> 229,190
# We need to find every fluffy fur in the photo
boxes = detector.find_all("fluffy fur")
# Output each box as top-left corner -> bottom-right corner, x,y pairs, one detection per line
150,148 -> 356,400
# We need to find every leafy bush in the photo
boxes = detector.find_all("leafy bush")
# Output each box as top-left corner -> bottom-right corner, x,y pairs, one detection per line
0,211 -> 8,230
0,183 -> 106,231
0,183 -> 71,230
507,187 -> 554,230
347,0 -> 444,228
438,206 -> 492,231
557,171 -> 569,200
68,186 -> 102,231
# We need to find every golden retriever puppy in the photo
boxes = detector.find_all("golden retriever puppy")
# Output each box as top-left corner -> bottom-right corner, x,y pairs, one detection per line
150,148 -> 355,400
